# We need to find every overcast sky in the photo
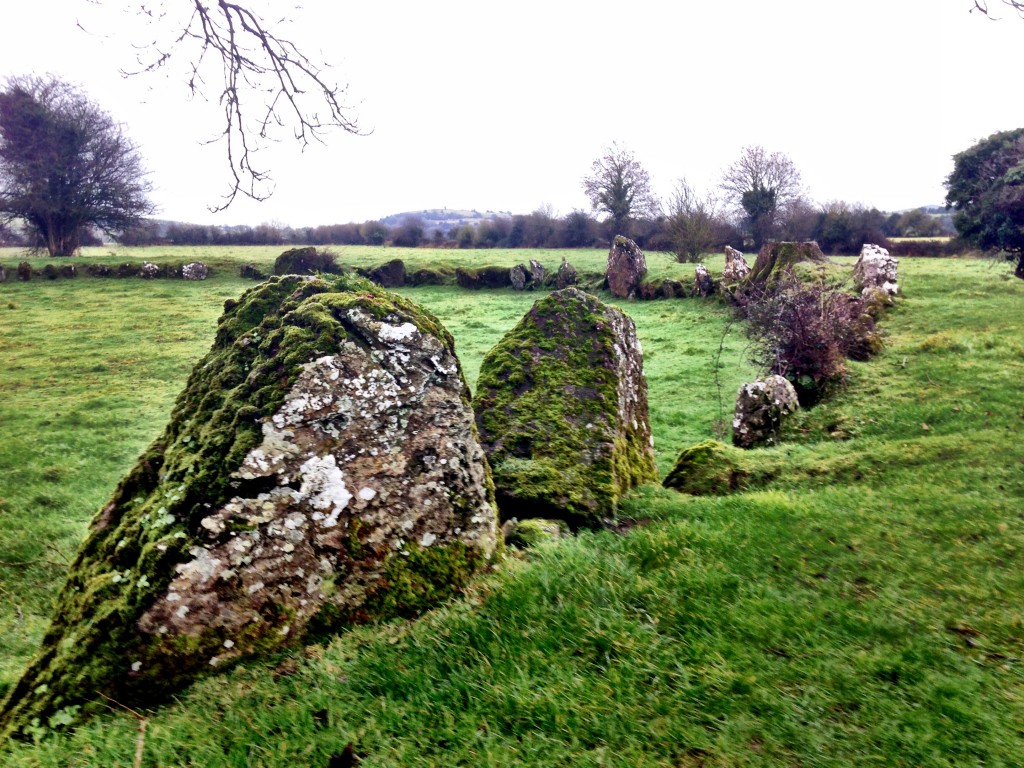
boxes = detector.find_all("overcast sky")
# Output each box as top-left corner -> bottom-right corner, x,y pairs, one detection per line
1,0 -> 1021,227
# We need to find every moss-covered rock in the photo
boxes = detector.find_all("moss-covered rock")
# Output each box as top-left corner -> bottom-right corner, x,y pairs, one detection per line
273,247 -> 341,276
455,266 -> 511,289
662,440 -> 746,495
473,288 -> 658,529
0,274 -> 498,739
364,259 -> 405,288
746,241 -> 831,285
407,267 -> 454,286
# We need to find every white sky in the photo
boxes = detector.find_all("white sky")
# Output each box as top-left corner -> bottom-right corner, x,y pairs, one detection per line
1,0 -> 1021,227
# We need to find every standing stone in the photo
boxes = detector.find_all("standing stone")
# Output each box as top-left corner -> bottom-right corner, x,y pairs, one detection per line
694,264 -> 715,297
17,262 -> 31,281
747,241 -> 829,284
367,259 -> 405,288
59,264 -> 76,279
528,259 -> 546,287
510,264 -> 528,291
732,375 -> 800,449
0,265 -> 6,282
853,244 -> 899,296
555,259 -> 577,289
474,288 -> 658,529
140,262 -> 161,278
240,263 -> 266,280
182,262 -> 209,281
606,235 -> 647,299
722,246 -> 751,282
0,274 -> 498,738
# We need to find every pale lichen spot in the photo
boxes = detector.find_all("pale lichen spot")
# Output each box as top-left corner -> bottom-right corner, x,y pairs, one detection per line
378,322 -> 419,343
420,532 -> 437,547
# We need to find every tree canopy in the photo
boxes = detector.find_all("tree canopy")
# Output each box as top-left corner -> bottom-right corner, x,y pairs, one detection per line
720,145 -> 803,250
945,127 -> 1024,278
582,142 -> 659,239
0,75 -> 154,257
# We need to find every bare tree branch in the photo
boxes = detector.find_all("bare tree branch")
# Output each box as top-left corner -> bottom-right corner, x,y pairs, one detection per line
972,1 -> 1024,19
116,1 -> 365,211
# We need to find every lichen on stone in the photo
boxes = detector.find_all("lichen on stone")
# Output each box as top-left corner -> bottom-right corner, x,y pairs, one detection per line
0,274 -> 498,739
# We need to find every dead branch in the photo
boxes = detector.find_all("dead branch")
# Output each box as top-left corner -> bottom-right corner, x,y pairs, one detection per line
121,1 -> 364,210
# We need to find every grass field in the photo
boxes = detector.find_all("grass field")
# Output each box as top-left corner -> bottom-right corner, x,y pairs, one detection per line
0,248 -> 1022,766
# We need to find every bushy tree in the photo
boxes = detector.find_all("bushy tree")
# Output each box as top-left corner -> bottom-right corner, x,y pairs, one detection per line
720,145 -> 803,249
582,142 -> 659,239
945,127 -> 1024,278
0,76 -> 154,257
391,217 -> 424,247
664,179 -> 720,262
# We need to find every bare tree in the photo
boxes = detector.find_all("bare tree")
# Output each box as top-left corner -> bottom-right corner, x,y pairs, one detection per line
81,1 -> 364,210
665,179 -> 720,262
0,75 -> 154,257
582,142 -> 659,239
720,145 -> 803,249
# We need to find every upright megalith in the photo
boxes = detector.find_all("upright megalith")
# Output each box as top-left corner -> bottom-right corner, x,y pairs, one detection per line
0,274 -> 498,738
606,235 -> 647,298
555,259 -> 577,289
853,244 -> 898,296
473,288 -> 658,529
746,241 -> 829,284
722,246 -> 751,282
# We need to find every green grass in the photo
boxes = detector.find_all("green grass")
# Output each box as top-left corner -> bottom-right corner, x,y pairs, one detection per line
1,249 -> 1022,766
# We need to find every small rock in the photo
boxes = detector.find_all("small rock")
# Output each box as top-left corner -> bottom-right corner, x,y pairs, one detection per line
555,259 -> 577,289
182,262 -> 209,281
501,518 -> 568,549
663,440 -> 744,495
732,375 -> 799,449
693,264 -> 715,297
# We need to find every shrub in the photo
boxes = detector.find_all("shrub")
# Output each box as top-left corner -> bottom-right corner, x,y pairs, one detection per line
739,275 -> 875,405
272,247 -> 340,276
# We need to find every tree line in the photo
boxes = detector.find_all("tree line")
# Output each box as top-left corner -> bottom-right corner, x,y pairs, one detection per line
0,74 -> 1012,270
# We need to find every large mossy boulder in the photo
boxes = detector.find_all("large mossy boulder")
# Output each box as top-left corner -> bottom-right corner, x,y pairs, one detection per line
0,275 -> 498,739
473,288 -> 658,529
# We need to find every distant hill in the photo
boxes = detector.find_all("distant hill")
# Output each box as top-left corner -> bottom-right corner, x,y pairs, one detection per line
380,208 -> 512,234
